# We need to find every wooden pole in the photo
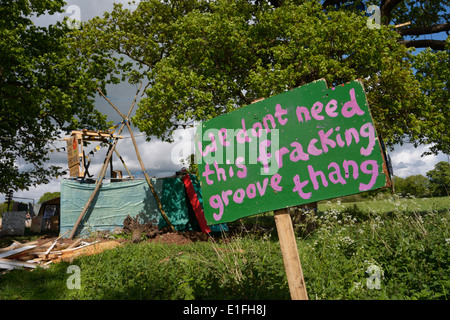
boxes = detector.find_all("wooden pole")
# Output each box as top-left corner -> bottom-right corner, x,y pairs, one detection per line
68,88 -> 141,239
113,148 -> 134,179
97,86 -> 176,232
109,146 -> 114,180
394,21 -> 411,28
68,123 -> 128,239
274,208 -> 308,300
124,120 -> 176,232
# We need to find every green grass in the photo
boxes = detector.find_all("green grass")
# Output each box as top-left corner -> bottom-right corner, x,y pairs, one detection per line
0,237 -> 290,300
0,196 -> 448,300
318,194 -> 450,215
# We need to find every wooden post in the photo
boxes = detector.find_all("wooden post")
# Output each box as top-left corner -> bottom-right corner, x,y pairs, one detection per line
97,86 -> 176,232
109,146 -> 114,179
68,126 -> 127,239
124,120 -> 175,232
114,149 -> 134,179
68,87 -> 141,239
274,208 -> 308,300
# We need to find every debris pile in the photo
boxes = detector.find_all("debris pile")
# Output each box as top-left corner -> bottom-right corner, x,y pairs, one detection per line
122,214 -> 210,244
123,215 -> 161,243
0,231 -> 122,271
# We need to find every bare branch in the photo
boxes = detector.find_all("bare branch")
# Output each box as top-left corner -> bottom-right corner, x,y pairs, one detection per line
399,23 -> 450,36
399,39 -> 446,51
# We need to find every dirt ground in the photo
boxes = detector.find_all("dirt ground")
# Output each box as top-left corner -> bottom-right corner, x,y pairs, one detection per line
148,231 -> 209,245
1,227 -> 221,250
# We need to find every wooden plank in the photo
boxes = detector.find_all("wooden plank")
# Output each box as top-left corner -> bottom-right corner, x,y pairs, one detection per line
0,258 -> 40,269
0,243 -> 19,253
43,230 -> 70,259
81,129 -> 123,136
43,241 -> 58,259
0,240 -> 40,254
394,21 -> 411,28
53,241 -> 122,263
66,238 -> 83,250
0,264 -> 15,270
36,252 -> 62,259
60,241 -> 99,253
69,164 -> 80,178
274,208 -> 308,300
66,136 -> 79,167
0,245 -> 38,259
67,135 -> 80,177
65,130 -> 123,142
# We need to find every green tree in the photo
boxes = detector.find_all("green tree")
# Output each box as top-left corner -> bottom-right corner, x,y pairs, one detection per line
38,191 -> 61,204
426,161 -> 450,196
404,174 -> 431,197
393,175 -> 406,195
0,201 -> 14,213
72,0 -> 448,157
0,0 -> 121,193
394,174 -> 431,197
322,1 -> 450,155
410,48 -> 449,155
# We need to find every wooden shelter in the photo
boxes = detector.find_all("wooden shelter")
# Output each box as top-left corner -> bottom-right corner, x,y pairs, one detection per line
63,129 -> 124,179
63,84 -> 175,239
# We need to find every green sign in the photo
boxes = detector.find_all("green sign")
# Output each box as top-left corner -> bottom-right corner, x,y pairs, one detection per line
195,79 -> 391,225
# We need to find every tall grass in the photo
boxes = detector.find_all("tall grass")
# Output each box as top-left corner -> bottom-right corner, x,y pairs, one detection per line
0,196 -> 448,300
303,196 -> 449,299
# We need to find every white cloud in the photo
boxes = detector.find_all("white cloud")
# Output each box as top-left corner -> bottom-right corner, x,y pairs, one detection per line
389,144 -> 447,178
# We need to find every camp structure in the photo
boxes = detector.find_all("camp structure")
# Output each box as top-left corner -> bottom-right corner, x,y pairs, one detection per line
64,129 -> 124,179
59,173 -> 217,236
59,84 -> 219,238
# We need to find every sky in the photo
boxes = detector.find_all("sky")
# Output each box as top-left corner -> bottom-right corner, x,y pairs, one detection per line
6,0 -> 449,203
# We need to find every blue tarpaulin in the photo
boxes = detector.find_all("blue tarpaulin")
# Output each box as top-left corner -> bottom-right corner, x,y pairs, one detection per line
60,175 -> 212,236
